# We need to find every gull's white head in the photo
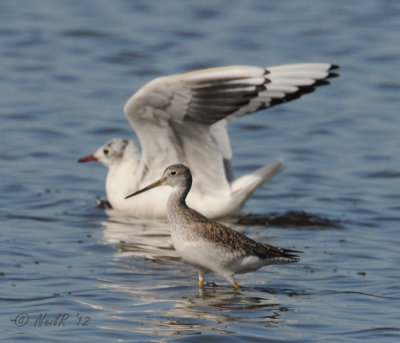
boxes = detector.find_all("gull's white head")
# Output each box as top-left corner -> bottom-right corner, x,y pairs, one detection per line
78,138 -> 138,168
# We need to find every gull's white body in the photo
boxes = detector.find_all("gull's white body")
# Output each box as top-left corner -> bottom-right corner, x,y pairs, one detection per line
104,144 -> 284,218
80,63 -> 338,218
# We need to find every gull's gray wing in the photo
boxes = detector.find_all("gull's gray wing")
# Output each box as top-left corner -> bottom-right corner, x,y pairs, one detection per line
123,63 -> 338,194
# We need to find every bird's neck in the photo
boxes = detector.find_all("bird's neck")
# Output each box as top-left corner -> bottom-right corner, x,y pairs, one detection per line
167,185 -> 188,208
106,156 -> 140,205
166,183 -> 190,225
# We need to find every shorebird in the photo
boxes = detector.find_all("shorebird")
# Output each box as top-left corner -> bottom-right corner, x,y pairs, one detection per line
79,63 -> 338,218
126,164 -> 300,289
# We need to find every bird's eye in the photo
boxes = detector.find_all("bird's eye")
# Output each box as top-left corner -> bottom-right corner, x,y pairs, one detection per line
170,170 -> 177,176
103,149 -> 109,155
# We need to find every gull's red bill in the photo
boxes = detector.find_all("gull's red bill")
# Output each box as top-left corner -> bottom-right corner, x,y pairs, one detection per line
78,155 -> 98,163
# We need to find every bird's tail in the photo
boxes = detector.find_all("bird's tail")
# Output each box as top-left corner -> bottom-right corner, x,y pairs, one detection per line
231,158 -> 284,207
281,248 -> 302,263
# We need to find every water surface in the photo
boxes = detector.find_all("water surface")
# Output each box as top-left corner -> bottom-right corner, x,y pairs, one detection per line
1,1 -> 400,342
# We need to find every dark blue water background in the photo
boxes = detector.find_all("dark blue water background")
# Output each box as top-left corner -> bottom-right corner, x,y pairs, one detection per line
1,1 -> 400,342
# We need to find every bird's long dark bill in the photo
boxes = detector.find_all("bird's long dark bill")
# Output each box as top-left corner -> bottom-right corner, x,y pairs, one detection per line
125,178 -> 165,199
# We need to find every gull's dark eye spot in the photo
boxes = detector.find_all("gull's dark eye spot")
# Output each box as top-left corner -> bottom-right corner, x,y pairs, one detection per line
103,149 -> 109,155
170,170 -> 177,176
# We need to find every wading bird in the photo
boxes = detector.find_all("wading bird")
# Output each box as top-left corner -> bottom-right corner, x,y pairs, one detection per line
126,164 -> 300,288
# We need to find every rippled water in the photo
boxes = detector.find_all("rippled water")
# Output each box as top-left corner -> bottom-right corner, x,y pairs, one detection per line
2,1 -> 400,342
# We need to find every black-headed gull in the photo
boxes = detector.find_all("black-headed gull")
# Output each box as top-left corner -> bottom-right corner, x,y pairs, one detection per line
79,63 -> 338,218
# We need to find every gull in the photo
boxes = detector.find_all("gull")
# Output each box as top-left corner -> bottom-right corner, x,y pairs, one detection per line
126,164 -> 300,288
79,63 -> 338,218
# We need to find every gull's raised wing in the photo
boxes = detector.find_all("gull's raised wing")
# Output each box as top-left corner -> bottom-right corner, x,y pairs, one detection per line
123,63 -> 338,194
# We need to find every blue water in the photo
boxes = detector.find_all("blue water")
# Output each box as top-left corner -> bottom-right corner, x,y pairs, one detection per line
1,1 -> 400,342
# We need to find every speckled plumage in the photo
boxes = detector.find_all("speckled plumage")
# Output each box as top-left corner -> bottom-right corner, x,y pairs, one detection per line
126,164 -> 300,288
170,204 -> 298,262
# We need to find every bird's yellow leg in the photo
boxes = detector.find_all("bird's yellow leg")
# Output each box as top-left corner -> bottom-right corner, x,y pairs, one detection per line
198,270 -> 205,288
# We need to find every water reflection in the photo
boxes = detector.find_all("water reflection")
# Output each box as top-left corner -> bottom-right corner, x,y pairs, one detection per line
98,215 -> 297,337
101,214 -> 179,261
94,277 -> 292,338
159,288 -> 289,337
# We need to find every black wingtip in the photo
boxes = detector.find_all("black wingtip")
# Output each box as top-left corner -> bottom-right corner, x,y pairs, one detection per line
285,248 -> 303,254
327,64 -> 340,79
326,64 -> 339,80
327,72 -> 339,79
283,248 -> 303,261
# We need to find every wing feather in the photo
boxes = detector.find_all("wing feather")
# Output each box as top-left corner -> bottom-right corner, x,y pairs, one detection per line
123,63 -> 337,193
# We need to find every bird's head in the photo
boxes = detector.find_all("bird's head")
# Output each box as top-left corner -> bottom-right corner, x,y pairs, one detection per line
78,138 -> 137,168
125,164 -> 192,199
